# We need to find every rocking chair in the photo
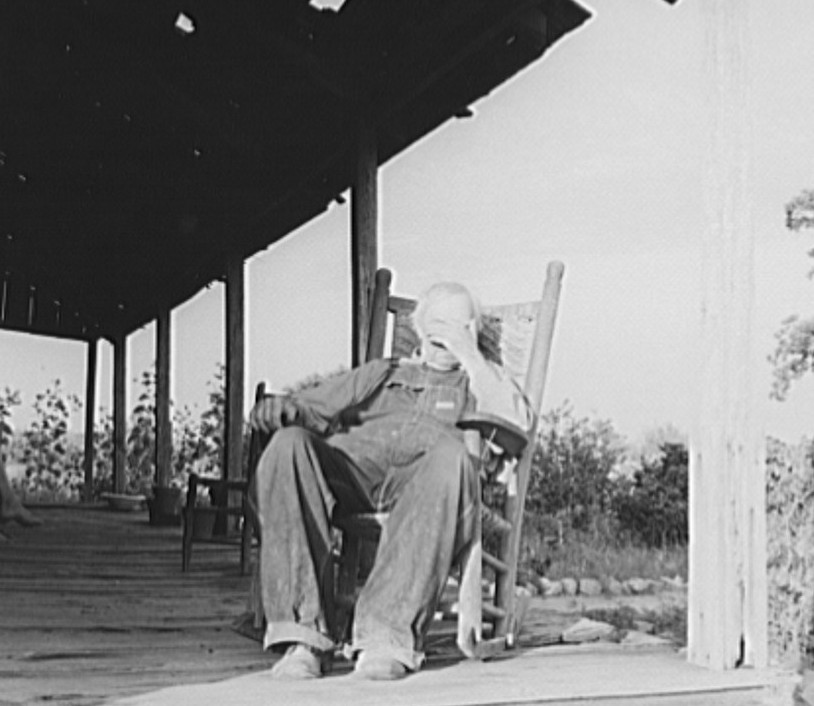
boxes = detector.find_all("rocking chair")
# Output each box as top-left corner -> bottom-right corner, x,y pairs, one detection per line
334,262 -> 564,658
237,261 -> 564,657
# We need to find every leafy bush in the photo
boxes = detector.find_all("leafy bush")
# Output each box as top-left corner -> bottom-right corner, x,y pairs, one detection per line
91,412 -> 114,498
521,403 -> 627,575
521,408 -> 689,581
15,381 -> 84,503
92,365 -> 229,495
768,314 -> 814,402
768,188 -> 814,401
0,387 -> 21,453
85,369 -> 161,497
766,436 -> 814,667
4,365 -> 232,503
126,370 -> 157,495
193,364 -> 225,477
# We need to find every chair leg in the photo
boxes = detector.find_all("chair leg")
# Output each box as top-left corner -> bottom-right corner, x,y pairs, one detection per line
492,570 -> 514,638
240,512 -> 253,576
181,475 -> 197,572
248,562 -> 264,631
492,487 -> 521,638
182,513 -> 193,572
457,488 -> 484,659
336,533 -> 362,642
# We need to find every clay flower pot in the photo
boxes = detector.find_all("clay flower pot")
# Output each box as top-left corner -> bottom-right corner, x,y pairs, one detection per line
147,485 -> 183,526
101,492 -> 146,512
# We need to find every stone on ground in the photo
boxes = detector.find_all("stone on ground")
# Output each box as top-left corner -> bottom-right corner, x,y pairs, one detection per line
578,578 -> 603,596
562,617 -> 616,643
561,577 -> 578,596
605,578 -> 624,596
620,630 -> 673,647
625,577 -> 656,595
543,579 -> 563,597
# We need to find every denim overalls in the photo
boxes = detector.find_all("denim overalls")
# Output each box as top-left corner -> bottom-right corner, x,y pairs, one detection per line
257,358 -> 488,669
328,359 -> 476,511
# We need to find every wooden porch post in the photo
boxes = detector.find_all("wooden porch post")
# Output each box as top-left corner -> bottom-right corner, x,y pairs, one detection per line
112,333 -> 127,495
688,0 -> 767,670
82,337 -> 97,502
224,254 -> 245,481
155,306 -> 172,488
350,115 -> 378,367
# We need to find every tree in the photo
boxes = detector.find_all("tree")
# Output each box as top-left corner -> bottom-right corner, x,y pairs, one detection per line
632,423 -> 688,467
613,443 -> 689,547
785,189 -> 814,233
527,402 -> 627,534
769,189 -> 814,401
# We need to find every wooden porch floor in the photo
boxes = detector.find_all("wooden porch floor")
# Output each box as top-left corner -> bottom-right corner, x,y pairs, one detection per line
0,507 -> 796,706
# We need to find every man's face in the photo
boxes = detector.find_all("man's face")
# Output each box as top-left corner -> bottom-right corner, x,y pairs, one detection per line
420,292 -> 476,370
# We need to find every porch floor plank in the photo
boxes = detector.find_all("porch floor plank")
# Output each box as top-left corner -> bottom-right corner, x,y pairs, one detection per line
1,507 -> 268,706
0,508 -> 795,706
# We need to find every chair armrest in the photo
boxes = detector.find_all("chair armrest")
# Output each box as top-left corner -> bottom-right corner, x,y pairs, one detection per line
185,473 -> 249,511
457,413 -> 528,458
333,512 -> 388,541
190,474 -> 248,492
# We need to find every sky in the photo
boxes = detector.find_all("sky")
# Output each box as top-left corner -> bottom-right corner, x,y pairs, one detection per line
2,0 -> 814,449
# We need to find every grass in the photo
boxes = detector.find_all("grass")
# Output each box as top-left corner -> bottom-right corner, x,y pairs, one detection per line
546,540 -> 687,583
518,528 -> 689,648
522,526 -> 687,584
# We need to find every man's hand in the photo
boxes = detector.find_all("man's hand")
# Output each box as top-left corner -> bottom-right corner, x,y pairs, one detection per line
426,319 -> 482,371
249,395 -> 299,434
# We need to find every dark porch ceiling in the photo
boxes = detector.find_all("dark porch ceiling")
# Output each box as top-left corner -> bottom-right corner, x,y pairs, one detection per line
0,0 -> 590,342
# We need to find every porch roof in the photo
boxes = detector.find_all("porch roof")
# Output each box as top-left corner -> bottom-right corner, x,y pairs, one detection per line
0,0 -> 590,342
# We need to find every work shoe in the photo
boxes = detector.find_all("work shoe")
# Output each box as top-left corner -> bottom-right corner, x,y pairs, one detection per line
269,644 -> 325,679
353,651 -> 408,680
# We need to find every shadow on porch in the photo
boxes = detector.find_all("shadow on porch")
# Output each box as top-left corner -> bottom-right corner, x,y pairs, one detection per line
0,508 -> 795,706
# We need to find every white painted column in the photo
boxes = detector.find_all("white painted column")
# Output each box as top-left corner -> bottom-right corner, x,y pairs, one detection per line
688,0 -> 767,670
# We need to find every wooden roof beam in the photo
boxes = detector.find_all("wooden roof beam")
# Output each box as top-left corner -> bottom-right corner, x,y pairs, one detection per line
382,0 -> 545,121
265,29 -> 353,103
49,5 -> 280,174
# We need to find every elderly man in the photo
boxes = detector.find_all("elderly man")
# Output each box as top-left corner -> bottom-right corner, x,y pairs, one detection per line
250,281 -> 529,680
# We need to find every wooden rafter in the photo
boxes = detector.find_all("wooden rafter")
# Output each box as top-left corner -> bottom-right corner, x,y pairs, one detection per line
0,0 -> 591,341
